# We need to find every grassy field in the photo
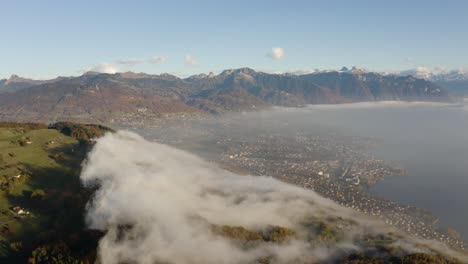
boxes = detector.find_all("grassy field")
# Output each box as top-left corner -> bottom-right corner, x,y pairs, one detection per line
0,126 -> 87,259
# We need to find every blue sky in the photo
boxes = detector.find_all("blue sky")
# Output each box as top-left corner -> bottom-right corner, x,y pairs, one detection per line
1,0 -> 467,79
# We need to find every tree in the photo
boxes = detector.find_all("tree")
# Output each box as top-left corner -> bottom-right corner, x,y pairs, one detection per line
29,243 -> 82,264
264,226 -> 296,242
18,137 -> 28,147
31,189 -> 46,200
9,241 -> 22,252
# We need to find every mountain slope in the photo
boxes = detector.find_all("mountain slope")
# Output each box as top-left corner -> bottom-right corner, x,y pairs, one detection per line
302,71 -> 447,101
398,68 -> 468,96
186,67 -> 447,106
435,80 -> 468,96
0,75 -> 62,94
0,73 -> 202,122
0,68 -> 450,122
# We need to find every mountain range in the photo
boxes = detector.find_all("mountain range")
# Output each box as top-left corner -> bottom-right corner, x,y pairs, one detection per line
397,67 -> 468,95
0,68 -> 451,122
0,75 -> 55,93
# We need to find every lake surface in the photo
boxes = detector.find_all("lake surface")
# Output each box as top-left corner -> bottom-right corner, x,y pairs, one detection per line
293,102 -> 468,238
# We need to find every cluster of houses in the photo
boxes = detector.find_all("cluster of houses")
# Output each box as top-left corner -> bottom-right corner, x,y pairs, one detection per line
10,206 -> 31,217
216,132 -> 467,252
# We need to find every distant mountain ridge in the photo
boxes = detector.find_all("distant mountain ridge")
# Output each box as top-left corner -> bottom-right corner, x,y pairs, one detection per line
0,75 -> 47,93
396,67 -> 468,96
0,68 -> 450,122
0,74 -> 68,93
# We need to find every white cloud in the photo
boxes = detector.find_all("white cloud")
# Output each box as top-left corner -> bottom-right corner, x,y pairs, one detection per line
117,58 -> 147,65
81,55 -> 169,75
82,63 -> 119,74
80,132 -> 354,263
117,56 -> 169,65
268,47 -> 285,60
79,131 -> 461,264
456,67 -> 468,74
185,54 -> 198,66
149,56 -> 169,64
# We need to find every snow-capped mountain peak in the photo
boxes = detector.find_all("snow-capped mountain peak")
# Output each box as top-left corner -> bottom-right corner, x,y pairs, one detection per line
399,66 -> 468,81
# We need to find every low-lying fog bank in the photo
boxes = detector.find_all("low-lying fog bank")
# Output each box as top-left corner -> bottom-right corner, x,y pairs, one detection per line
113,101 -> 468,239
80,131 -> 466,263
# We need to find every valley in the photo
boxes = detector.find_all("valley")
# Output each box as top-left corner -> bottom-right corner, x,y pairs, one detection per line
0,121 -> 465,263
127,114 -> 466,252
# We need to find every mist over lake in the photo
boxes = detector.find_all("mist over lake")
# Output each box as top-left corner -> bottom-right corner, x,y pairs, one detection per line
291,102 -> 468,239
136,101 -> 468,241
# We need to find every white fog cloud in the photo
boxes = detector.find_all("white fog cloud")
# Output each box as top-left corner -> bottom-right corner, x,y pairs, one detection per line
82,55 -> 169,74
117,56 -> 169,65
148,56 -> 169,64
268,47 -> 285,60
82,63 -> 119,74
79,131 -> 460,264
185,55 -> 198,66
116,58 -> 146,65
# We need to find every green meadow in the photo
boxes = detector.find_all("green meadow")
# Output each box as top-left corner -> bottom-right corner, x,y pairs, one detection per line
0,124 -> 98,262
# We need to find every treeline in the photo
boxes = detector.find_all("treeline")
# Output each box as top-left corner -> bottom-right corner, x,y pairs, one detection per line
212,225 -> 296,243
48,122 -> 114,143
0,121 -> 113,143
0,122 -> 48,131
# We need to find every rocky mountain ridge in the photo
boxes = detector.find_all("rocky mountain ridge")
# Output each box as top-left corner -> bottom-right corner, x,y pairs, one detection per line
0,68 -> 450,122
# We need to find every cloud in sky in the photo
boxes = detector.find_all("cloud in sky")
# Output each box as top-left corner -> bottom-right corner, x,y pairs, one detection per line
81,55 -> 169,74
148,56 -> 169,64
117,56 -> 169,65
268,47 -> 285,60
185,54 -> 198,66
116,58 -> 146,65
83,63 -> 119,74
405,57 -> 415,67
